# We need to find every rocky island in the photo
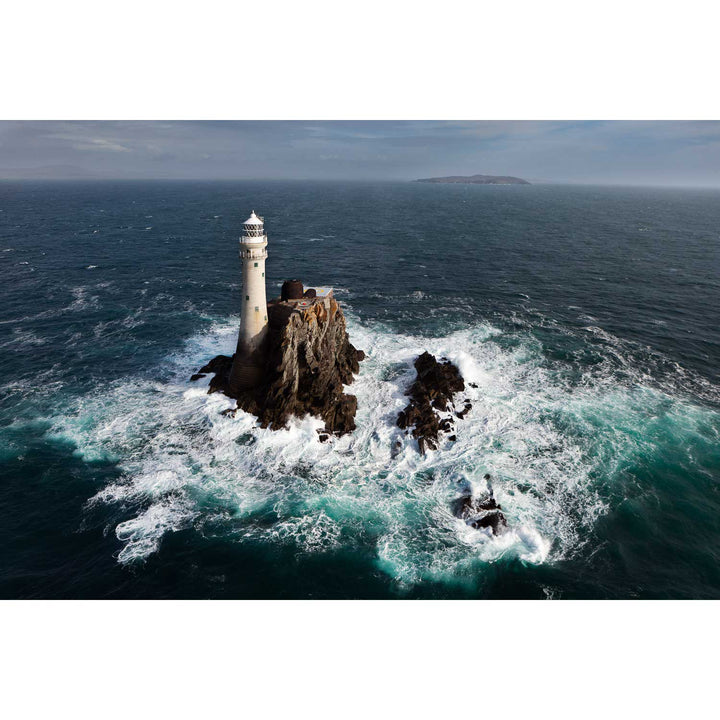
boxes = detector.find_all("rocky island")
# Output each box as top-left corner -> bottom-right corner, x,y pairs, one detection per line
416,174 -> 530,185
397,352 -> 469,454
191,209 -> 506,536
194,280 -> 364,436
452,475 -> 508,535
396,352 -> 508,534
191,212 -> 364,435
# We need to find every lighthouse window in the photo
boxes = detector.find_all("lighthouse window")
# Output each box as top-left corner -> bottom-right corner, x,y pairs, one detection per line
262,273 -> 264,277
255,306 -> 259,311
246,295 -> 249,300
254,262 -> 258,267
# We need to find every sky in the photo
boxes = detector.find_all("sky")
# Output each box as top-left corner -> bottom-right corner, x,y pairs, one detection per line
1,121 -> 720,187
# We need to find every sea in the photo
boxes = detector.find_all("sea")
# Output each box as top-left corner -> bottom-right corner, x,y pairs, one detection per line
1,180 -> 719,599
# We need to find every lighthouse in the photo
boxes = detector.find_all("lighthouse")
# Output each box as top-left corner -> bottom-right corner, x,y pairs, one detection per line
228,211 -> 269,394
238,210 -> 269,354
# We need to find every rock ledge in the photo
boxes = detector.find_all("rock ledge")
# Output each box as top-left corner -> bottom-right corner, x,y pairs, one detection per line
194,293 -> 363,435
397,352 -> 470,454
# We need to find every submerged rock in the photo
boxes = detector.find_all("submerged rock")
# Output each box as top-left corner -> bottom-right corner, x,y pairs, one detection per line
451,474 -> 508,536
397,351 -> 467,453
194,294 -> 363,435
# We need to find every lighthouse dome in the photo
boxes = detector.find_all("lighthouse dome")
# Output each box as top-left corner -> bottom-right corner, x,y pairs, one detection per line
243,211 -> 263,226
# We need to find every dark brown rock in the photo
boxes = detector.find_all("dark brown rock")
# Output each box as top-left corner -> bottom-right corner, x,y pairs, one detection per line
196,295 -> 363,436
396,352 -> 466,454
198,355 -> 233,375
456,402 -> 472,419
451,475 -> 508,536
468,512 -> 507,534
204,355 -> 233,394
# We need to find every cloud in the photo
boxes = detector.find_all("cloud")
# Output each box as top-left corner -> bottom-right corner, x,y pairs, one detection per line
47,135 -> 132,152
1,120 -> 720,185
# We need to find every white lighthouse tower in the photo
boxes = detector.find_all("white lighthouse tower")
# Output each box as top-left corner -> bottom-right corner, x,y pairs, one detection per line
238,210 -> 269,354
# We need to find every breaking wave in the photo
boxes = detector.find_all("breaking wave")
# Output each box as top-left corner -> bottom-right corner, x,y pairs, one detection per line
45,312 -> 720,586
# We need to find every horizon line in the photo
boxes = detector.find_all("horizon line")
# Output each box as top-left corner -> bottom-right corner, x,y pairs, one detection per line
1,177 -> 720,191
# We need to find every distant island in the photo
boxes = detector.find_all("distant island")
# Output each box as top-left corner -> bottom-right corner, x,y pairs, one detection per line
416,174 -> 531,185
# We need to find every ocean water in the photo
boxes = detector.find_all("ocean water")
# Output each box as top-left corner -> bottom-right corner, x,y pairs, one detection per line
1,180 -> 719,599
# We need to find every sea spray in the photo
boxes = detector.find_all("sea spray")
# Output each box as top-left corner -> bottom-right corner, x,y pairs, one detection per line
3,181 -> 720,598
45,309 -> 716,584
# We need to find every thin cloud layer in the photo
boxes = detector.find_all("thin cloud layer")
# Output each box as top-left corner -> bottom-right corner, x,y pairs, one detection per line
1,121 -> 720,186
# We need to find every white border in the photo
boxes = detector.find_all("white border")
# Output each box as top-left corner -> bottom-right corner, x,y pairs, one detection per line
3,1 -> 720,119
1,2 -> 718,716
1,601 -> 717,718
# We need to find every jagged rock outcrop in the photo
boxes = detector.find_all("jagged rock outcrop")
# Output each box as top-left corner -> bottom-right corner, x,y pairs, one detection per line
416,174 -> 530,185
451,474 -> 508,536
193,294 -> 364,435
397,352 -> 469,453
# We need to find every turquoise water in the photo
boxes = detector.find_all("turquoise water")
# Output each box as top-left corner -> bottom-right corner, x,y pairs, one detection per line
1,180 -> 719,598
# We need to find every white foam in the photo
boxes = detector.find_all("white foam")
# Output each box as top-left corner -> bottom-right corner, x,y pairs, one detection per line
45,312 -> 720,586
115,498 -> 197,564
0,328 -> 47,349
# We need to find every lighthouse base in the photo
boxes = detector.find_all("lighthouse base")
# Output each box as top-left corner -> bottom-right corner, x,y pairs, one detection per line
227,325 -> 269,394
228,356 -> 264,394
192,293 -> 364,436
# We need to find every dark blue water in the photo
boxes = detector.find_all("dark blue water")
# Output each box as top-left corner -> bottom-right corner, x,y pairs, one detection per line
2,180 -> 719,598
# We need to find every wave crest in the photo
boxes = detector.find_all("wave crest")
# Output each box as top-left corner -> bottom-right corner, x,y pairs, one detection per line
45,313 -> 720,588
